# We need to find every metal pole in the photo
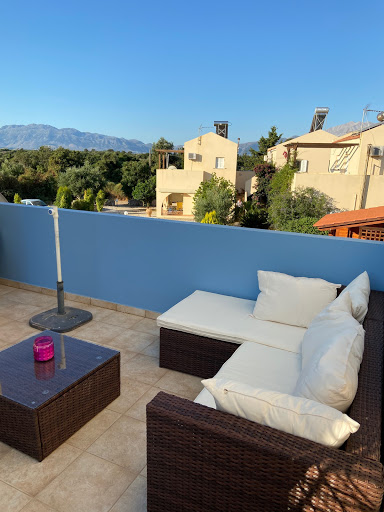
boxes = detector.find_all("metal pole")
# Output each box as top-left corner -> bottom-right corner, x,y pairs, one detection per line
50,207 -> 65,315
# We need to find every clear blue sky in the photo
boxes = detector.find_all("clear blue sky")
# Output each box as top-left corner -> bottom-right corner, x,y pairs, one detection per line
1,0 -> 383,145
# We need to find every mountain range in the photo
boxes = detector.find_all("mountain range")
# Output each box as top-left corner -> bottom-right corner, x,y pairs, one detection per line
0,122 -> 375,154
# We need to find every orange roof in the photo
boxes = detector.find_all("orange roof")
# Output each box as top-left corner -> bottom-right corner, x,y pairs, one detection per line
333,133 -> 360,143
314,206 -> 384,230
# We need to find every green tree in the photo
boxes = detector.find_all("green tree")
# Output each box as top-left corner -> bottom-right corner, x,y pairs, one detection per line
13,193 -> 22,204
192,173 -> 236,225
58,162 -> 105,198
268,187 -> 338,231
132,175 -> 156,206
237,148 -> 261,170
121,160 -> 151,198
105,182 -> 125,200
55,186 -> 72,209
71,199 -> 90,211
258,126 -> 282,156
253,163 -> 276,207
150,137 -> 175,172
96,190 -> 106,212
240,202 -> 269,229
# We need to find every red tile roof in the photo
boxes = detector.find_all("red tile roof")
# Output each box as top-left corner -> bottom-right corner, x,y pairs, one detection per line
314,206 -> 384,230
333,133 -> 360,143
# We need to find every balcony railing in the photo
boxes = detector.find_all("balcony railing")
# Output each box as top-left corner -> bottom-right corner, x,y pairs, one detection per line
0,202 -> 384,313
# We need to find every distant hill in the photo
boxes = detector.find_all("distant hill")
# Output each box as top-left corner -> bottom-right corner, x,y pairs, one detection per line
326,121 -> 376,137
0,124 -> 152,153
238,141 -> 259,156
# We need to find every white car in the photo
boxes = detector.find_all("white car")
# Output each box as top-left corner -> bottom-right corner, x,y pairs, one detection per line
21,199 -> 48,207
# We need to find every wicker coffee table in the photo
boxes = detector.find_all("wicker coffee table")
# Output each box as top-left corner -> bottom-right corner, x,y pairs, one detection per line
0,330 -> 120,461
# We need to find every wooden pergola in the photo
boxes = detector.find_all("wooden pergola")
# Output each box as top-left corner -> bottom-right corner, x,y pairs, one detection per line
155,149 -> 184,169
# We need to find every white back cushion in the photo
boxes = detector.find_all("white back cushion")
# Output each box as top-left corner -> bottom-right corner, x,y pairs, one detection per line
339,271 -> 370,323
203,378 -> 359,448
253,271 -> 340,328
295,295 -> 365,412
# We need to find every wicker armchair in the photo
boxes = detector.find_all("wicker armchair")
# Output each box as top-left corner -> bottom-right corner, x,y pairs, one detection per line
147,291 -> 384,511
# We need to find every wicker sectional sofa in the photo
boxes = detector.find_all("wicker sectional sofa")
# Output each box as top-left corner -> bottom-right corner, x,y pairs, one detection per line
147,288 -> 384,512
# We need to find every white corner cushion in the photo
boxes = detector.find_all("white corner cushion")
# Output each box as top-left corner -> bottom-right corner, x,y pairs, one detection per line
253,270 -> 340,328
301,291 -> 354,368
157,290 -> 306,354
202,378 -> 359,448
295,294 -> 365,412
339,271 -> 370,323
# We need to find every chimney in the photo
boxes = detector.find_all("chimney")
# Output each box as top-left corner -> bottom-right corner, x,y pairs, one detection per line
214,121 -> 229,139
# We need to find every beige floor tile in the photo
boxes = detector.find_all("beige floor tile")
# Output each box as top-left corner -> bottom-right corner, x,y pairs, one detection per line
132,318 -> 160,337
90,298 -> 117,310
0,322 -> 39,344
140,465 -> 147,477
107,377 -> 151,414
116,304 -> 145,317
20,499 -> 57,512
0,284 -> 15,296
37,452 -> 135,512
66,409 -> 121,450
110,475 -> 147,512
125,387 -> 163,422
140,338 -> 159,358
0,444 -> 82,496
0,303 -> 41,322
87,416 -> 147,472
0,315 -> 14,327
72,322 -> 125,344
0,441 -> 13,459
0,481 -> 31,512
120,353 -> 166,385
100,311 -> 142,329
155,369 -> 204,400
107,330 -> 158,353
6,289 -> 55,308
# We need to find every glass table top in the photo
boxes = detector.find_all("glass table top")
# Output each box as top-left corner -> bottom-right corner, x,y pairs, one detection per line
0,330 -> 119,409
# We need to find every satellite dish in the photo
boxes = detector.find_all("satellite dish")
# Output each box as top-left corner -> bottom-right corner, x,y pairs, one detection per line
168,165 -> 177,170
377,112 -> 384,123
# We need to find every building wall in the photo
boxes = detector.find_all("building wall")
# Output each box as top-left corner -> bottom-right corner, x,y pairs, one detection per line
236,171 -> 255,195
184,132 -> 238,186
293,172 -> 363,210
329,144 -> 360,174
1,203 -> 384,313
156,169 -> 207,216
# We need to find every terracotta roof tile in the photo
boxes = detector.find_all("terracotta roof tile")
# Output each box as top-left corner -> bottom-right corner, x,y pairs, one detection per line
314,206 -> 384,230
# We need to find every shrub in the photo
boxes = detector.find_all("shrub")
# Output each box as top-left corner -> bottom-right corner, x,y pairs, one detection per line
269,163 -> 296,198
71,199 -> 90,211
55,186 -> 72,209
240,204 -> 269,229
201,211 -> 219,224
193,173 -> 236,225
13,193 -> 22,204
84,188 -> 95,211
269,187 -> 338,231
282,216 -> 329,235
105,182 -> 125,200
96,190 -> 106,212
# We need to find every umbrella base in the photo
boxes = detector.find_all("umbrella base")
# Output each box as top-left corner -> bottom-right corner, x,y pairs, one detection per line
29,307 -> 93,333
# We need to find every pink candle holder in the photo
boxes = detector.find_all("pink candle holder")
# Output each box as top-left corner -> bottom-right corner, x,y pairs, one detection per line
33,336 -> 54,361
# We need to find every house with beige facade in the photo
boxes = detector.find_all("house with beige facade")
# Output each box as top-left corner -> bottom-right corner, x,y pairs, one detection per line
156,128 -> 253,218
264,122 -> 384,211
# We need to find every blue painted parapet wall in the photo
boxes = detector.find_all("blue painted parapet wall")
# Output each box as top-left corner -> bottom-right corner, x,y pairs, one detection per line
0,202 -> 383,313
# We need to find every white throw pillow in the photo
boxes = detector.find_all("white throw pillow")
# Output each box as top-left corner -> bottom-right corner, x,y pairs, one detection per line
339,271 -> 370,323
295,298 -> 365,412
301,291 -> 354,368
252,271 -> 340,328
202,378 -> 359,448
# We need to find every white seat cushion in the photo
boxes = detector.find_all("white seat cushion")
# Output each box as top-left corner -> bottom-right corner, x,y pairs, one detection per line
195,341 -> 301,408
253,271 -> 340,328
202,378 -> 359,448
158,290 -> 306,354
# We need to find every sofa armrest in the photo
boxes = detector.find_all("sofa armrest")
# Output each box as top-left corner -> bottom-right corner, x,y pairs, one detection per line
147,392 -> 384,512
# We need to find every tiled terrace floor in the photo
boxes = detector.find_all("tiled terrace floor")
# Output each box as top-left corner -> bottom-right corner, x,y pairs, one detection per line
0,284 -> 203,512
